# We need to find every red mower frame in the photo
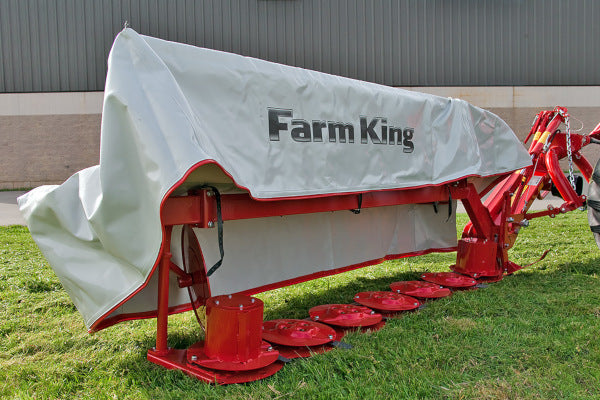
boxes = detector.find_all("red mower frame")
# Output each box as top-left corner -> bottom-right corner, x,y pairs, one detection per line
147,107 -> 600,383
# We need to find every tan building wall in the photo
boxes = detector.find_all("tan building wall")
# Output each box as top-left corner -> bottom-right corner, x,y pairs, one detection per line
1,88 -> 600,190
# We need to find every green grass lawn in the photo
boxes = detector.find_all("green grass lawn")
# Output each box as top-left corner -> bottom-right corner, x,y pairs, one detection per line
1,212 -> 599,399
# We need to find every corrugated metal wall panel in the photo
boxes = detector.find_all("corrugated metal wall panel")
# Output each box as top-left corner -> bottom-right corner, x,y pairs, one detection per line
1,0 -> 599,93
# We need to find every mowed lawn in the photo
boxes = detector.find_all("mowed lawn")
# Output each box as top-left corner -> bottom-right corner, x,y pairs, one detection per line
1,212 -> 599,399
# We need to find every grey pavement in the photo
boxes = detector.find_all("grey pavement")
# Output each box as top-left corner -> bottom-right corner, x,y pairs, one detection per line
0,188 -> 577,227
0,191 -> 27,226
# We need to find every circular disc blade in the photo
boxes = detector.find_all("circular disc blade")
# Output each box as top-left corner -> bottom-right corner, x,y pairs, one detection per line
309,304 -> 382,327
188,340 -> 279,372
208,361 -> 284,385
182,225 -> 210,302
420,272 -> 477,288
353,291 -> 421,311
263,319 -> 336,347
390,280 -> 452,298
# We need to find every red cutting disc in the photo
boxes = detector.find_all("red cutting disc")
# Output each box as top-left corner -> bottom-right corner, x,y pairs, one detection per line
420,272 -> 478,288
389,280 -> 452,298
263,319 -> 337,347
309,304 -> 382,327
148,348 -> 284,385
353,291 -> 421,311
187,340 -> 280,372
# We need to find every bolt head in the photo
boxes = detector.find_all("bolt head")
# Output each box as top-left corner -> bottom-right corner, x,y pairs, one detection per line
207,221 -> 215,228
191,355 -> 198,361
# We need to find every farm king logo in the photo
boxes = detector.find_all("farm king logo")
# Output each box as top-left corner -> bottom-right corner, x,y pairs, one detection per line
267,108 -> 415,153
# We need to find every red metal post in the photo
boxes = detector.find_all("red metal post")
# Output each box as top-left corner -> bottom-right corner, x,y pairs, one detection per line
155,226 -> 173,355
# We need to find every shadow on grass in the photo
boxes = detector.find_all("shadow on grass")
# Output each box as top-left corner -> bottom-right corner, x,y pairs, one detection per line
554,256 -> 600,276
263,268 -> 427,319
100,256 -> 600,396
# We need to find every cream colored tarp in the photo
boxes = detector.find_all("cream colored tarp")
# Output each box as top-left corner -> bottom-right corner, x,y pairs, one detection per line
18,29 -> 531,330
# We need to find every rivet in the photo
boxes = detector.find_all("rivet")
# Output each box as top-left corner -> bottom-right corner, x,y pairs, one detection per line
268,346 -> 273,351
206,191 -> 213,197
239,304 -> 243,310
328,335 -> 334,340
191,355 -> 198,361
207,221 -> 215,228
251,298 -> 255,303
228,294 -> 232,299
314,316 -> 319,320
215,300 -> 219,305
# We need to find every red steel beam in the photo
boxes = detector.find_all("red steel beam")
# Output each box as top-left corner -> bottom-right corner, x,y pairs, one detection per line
161,184 -> 457,227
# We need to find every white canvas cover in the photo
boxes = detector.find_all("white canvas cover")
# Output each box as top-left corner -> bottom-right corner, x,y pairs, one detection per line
18,29 -> 531,331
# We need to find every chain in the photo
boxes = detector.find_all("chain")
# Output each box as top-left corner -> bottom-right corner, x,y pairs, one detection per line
564,113 -> 576,190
